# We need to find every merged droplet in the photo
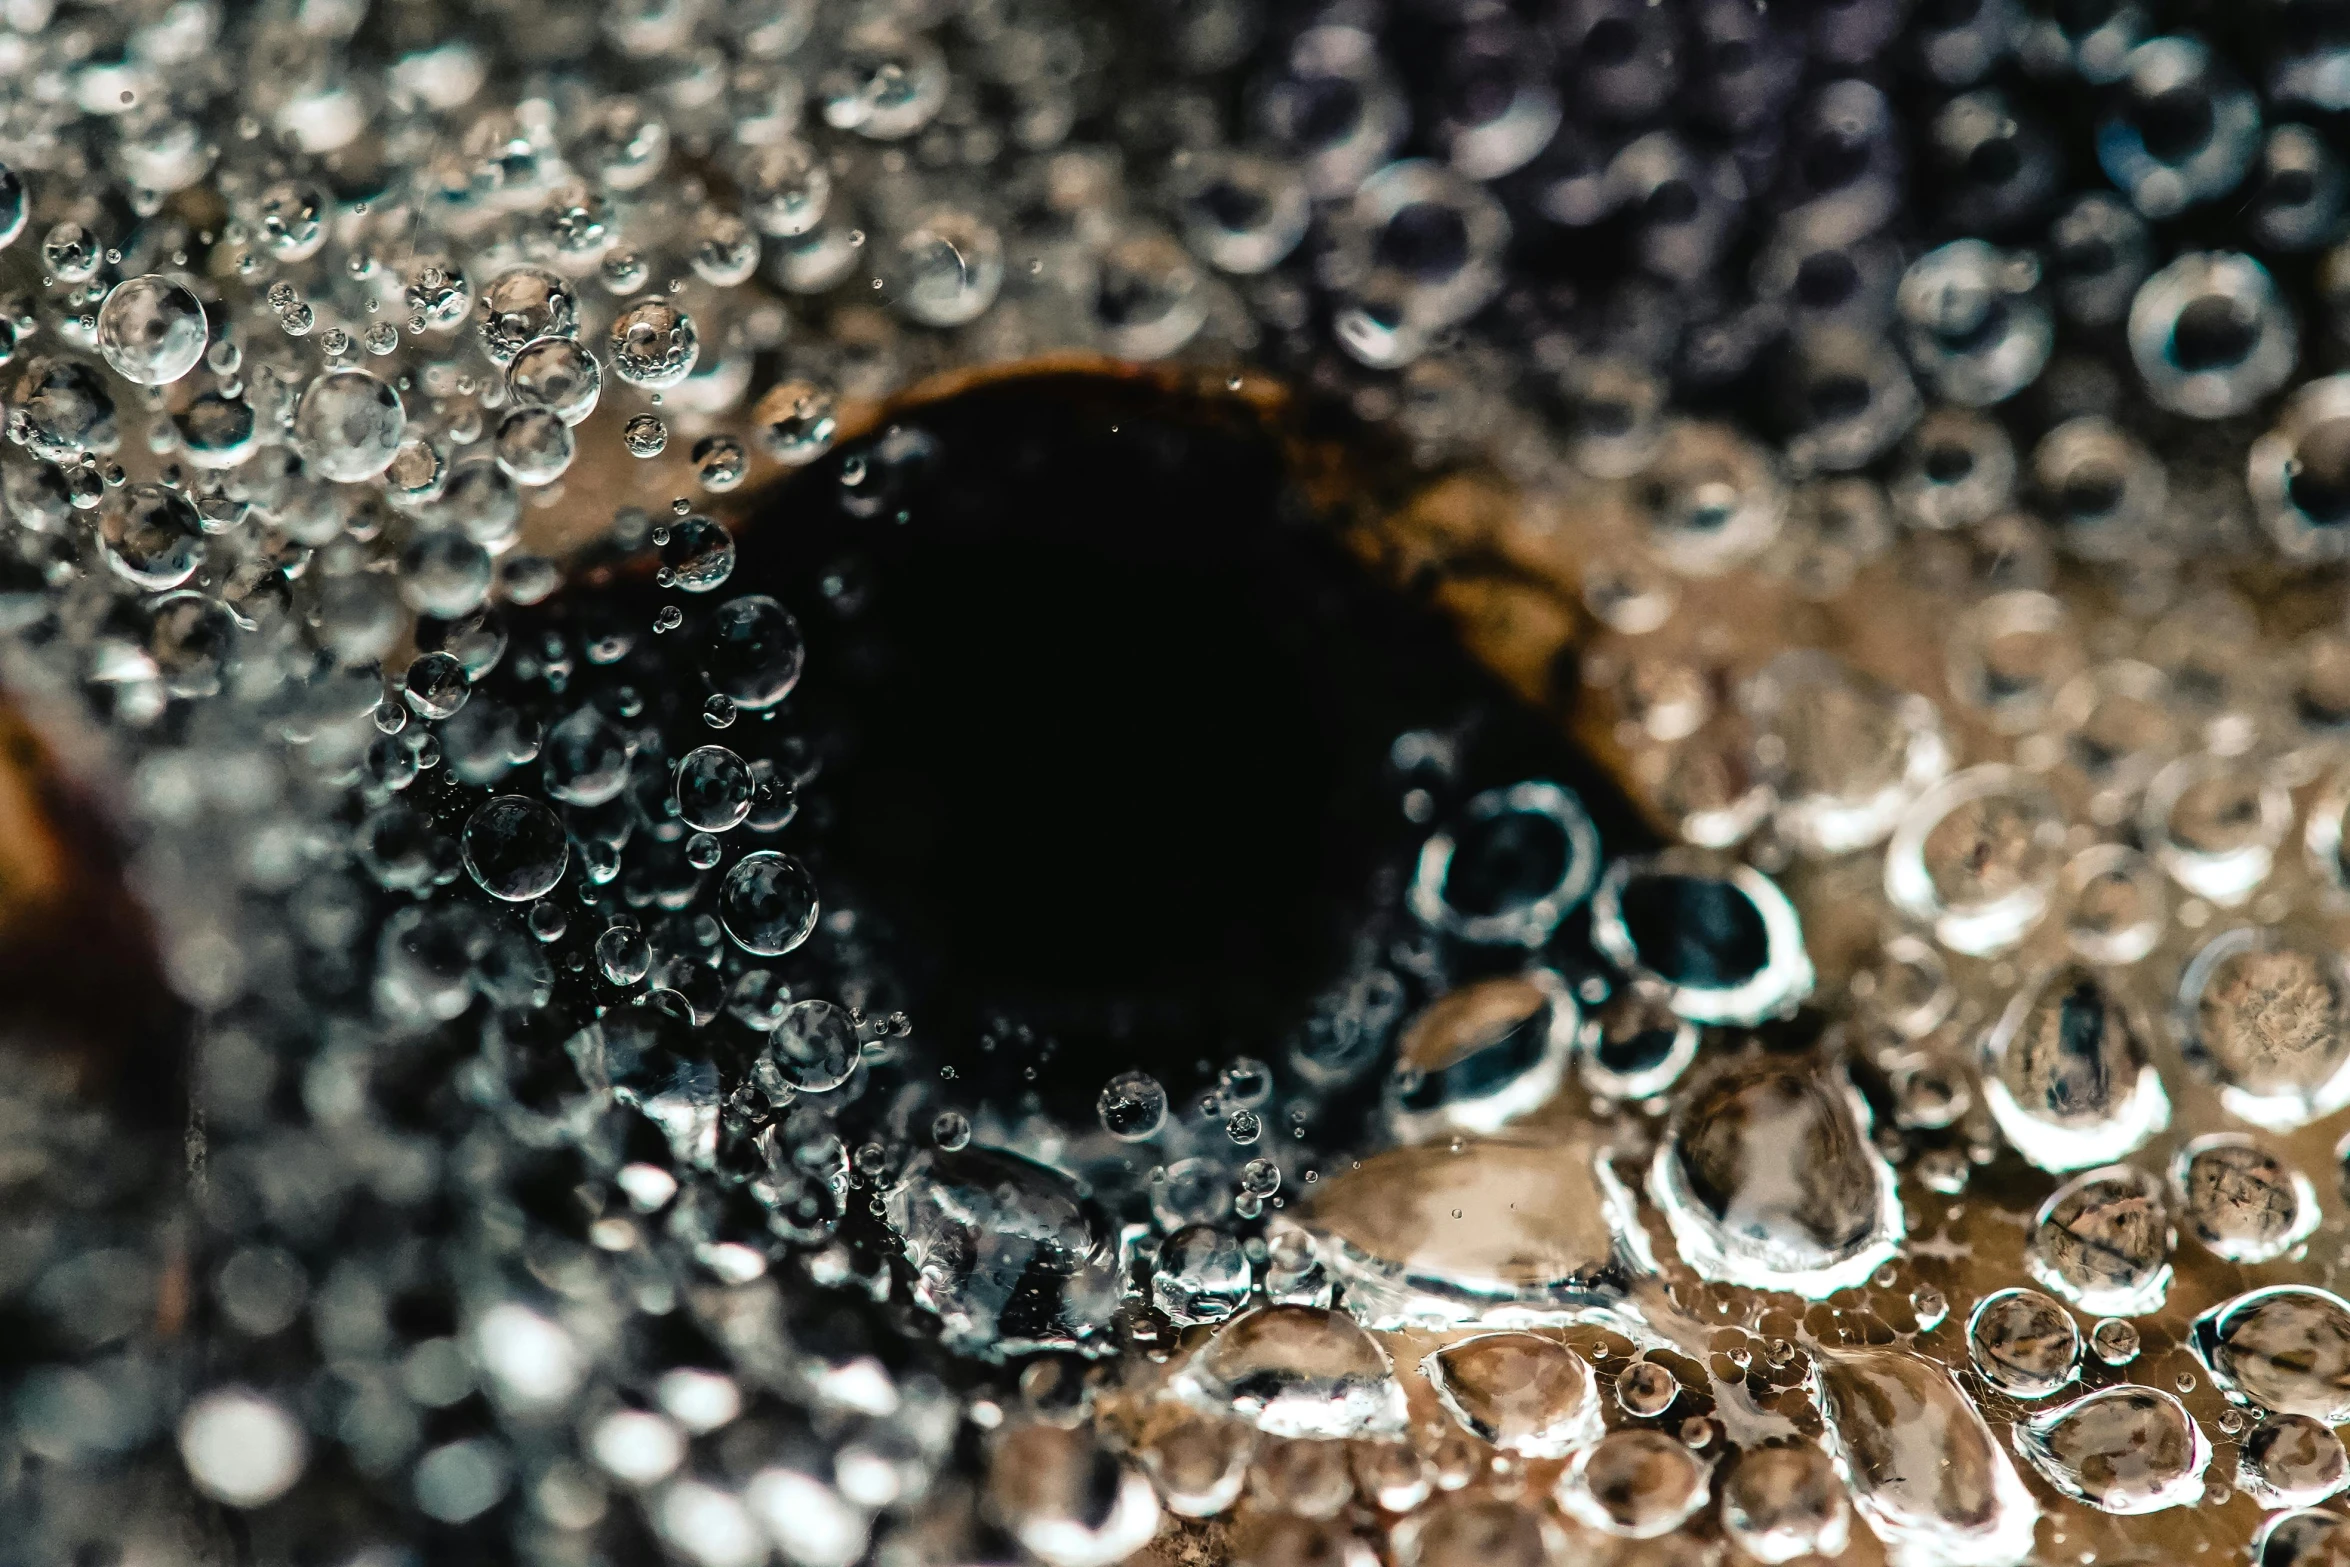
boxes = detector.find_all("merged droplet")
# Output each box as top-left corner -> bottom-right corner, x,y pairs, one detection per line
1420,1332 -> 1602,1458
1810,1347 -> 2039,1567
2012,1385 -> 2209,1514
1388,972 -> 1575,1139
2192,1286 -> 2350,1423
1287,1131 -> 1647,1331
1980,964 -> 2169,1172
1170,1305 -> 1409,1440
2027,1164 -> 2173,1317
1649,1057 -> 1902,1297
884,1146 -> 1118,1361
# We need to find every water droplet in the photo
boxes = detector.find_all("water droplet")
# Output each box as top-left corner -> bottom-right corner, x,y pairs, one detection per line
1650,1057 -> 1902,1297
2241,1415 -> 2350,1509
1966,1287 -> 2082,1400
2177,926 -> 2350,1129
1981,963 -> 2170,1172
1810,1347 -> 2039,1567
1172,1305 -> 1408,1439
1408,781 -> 1600,948
2171,1134 -> 2319,1263
1554,1428 -> 1709,1539
96,275 -> 206,385
2028,1164 -> 2173,1316
768,998 -> 859,1092
1390,972 -> 1575,1139
2014,1385 -> 2210,1514
1720,1443 -> 1853,1565
1421,1332 -> 1602,1458
460,795 -> 567,901
1153,1225 -> 1252,1326
718,850 -> 819,957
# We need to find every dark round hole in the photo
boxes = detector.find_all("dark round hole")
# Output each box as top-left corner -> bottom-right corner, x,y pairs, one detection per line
1644,179 -> 1701,225
2290,419 -> 2350,525
1377,201 -> 1471,280
2061,466 -> 2127,521
2170,294 -> 2256,371
1925,442 -> 1977,484
2138,84 -> 2216,166
1619,873 -> 1770,989
1794,250 -> 1860,309
1583,16 -> 1640,66
1808,371 -> 1875,424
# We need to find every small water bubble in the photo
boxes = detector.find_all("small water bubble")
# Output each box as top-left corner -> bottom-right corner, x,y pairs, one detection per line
1098,1071 -> 1169,1141
693,435 -> 748,492
1615,1360 -> 1677,1418
403,651 -> 470,720
652,605 -> 682,634
608,299 -> 700,389
2090,1318 -> 2141,1365
718,850 -> 818,956
623,413 -> 668,458
1556,1429 -> 1710,1539
461,795 -> 568,902
931,1111 -> 971,1151
2029,1164 -> 2174,1316
1226,1110 -> 1263,1145
597,923 -> 652,986
494,405 -> 574,486
1967,1287 -> 2083,1399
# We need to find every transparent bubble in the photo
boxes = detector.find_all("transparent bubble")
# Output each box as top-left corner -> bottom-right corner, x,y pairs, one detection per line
403,651 -> 469,721
2015,1386 -> 2209,1514
1591,852 -> 1814,1026
461,795 -> 568,901
1629,420 -> 1785,576
1967,1287 -> 2082,1399
1898,239 -> 2053,405
1094,1071 -> 1167,1141
769,999 -> 860,1092
752,381 -> 836,466
295,369 -> 405,483
2097,36 -> 2261,218
624,413 -> 668,458
2128,252 -> 2296,419
576,98 -> 669,191
674,745 -> 753,832
1891,407 -> 2015,532
2177,927 -> 2350,1130
2029,1164 -> 2173,1316
738,139 -> 830,237
820,25 -> 948,141
1650,1057 -> 1899,1295
1742,650 -> 1948,855
694,435 -> 748,492
1172,1305 -> 1407,1439
700,595 -> 804,709
1175,151 -> 1310,275
2240,1416 -> 2349,1509
253,179 -> 329,259
494,406 -> 574,486
1092,231 -> 1206,361
719,850 -> 819,956
477,266 -> 578,366
889,208 -> 1004,329
1409,780 -> 1600,947
931,1110 -> 972,1151
1260,25 -> 1406,198
542,705 -> 634,806
1614,1360 -> 1677,1417
1886,765 -> 2064,956
404,258 -> 470,331
1556,1430 -> 1709,1539
1422,1333 -> 1600,1459
1154,1225 -> 1252,1326
1720,1445 -> 1850,1566
96,275 -> 206,386
98,483 -> 203,590
608,299 -> 699,389
597,923 -> 652,986
10,356 -> 117,462
507,337 -> 601,426
2141,753 -> 2289,906
691,209 -> 761,287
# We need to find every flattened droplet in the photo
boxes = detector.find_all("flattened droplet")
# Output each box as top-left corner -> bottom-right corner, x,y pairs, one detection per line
2261,1510 -> 2350,1567
1287,1131 -> 1650,1331
1553,1429 -> 1710,1539
1966,1288 -> 2082,1400
1981,964 -> 2169,1172
988,1423 -> 1161,1567
1649,1058 -> 1903,1297
1388,972 -> 1576,1140
1811,1347 -> 2039,1567
883,1147 -> 1118,1361
2171,1134 -> 2318,1263
2178,927 -> 2350,1129
1721,1443 -> 1852,1565
2027,1164 -> 2173,1317
1393,1494 -> 1567,1567
2193,1287 -> 2350,1423
1421,1332 -> 1603,1458
2240,1415 -> 2350,1509
2013,1385 -> 2209,1514
1171,1304 -> 1409,1440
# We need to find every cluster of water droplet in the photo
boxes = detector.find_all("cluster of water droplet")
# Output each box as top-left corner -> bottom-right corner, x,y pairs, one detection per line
19,0 -> 2350,1564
